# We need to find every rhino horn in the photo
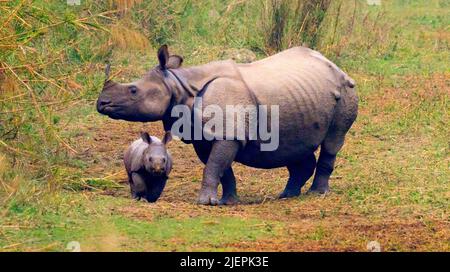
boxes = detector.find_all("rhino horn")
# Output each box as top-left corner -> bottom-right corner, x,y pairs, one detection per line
104,63 -> 111,82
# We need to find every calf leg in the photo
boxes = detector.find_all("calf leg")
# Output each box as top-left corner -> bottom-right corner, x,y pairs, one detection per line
130,172 -> 146,200
193,142 -> 238,205
198,140 -> 240,205
279,153 -> 316,199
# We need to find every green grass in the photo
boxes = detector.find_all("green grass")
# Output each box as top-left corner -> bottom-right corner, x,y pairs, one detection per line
113,216 -> 277,251
0,191 -> 278,251
0,192 -> 96,251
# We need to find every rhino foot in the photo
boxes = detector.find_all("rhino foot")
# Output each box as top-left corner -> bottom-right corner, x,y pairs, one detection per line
219,194 -> 239,205
306,187 -> 330,195
198,197 -> 219,205
198,190 -> 219,205
278,190 -> 301,199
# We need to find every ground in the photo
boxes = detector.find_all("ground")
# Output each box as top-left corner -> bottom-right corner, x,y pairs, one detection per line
0,0 -> 448,251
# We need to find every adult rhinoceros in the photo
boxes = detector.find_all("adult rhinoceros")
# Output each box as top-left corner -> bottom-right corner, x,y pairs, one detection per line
97,45 -> 358,205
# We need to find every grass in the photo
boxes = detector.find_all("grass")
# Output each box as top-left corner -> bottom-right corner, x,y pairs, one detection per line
1,188 -> 278,251
0,0 -> 449,251
113,216 -> 277,251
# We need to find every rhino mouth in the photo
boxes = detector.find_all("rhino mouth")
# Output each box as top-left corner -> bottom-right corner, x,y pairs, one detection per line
100,110 -> 124,121
97,104 -> 133,121
97,103 -> 121,114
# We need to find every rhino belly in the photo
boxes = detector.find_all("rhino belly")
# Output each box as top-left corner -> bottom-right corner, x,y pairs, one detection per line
234,93 -> 335,168
235,142 -> 312,168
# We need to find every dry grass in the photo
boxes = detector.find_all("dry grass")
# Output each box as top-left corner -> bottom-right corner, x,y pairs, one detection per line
359,73 -> 449,129
261,0 -> 332,52
110,20 -> 150,52
0,2 -> 119,183
110,0 -> 143,12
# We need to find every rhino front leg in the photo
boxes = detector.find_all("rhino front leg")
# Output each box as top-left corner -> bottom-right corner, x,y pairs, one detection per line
279,153 -> 316,199
192,142 -> 238,205
198,140 -> 239,205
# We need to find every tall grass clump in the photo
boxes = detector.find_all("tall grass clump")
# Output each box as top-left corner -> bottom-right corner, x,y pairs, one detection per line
319,1 -> 395,59
261,0 -> 332,53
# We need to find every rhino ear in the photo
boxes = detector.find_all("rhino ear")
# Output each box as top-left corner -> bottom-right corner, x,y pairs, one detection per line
141,132 -> 152,144
162,131 -> 172,145
167,55 -> 183,69
157,45 -> 169,70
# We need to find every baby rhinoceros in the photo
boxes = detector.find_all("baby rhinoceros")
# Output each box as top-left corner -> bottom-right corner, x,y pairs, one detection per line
124,131 -> 172,202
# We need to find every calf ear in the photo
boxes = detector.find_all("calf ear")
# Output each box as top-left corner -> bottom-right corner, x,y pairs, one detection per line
157,45 -> 169,70
141,132 -> 152,144
162,131 -> 172,145
167,55 -> 183,69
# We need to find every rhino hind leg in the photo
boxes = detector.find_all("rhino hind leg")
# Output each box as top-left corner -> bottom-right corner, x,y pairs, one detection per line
279,153 -> 316,199
309,86 -> 358,194
308,125 -> 348,194
308,148 -> 336,194
219,168 -> 239,205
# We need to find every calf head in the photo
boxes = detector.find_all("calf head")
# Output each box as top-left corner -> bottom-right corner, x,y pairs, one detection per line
96,45 -> 183,122
141,131 -> 172,176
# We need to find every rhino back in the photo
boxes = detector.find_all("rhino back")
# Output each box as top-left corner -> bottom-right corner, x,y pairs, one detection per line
232,47 -> 356,167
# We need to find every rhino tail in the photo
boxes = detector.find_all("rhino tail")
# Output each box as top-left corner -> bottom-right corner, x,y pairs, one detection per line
309,49 -> 355,88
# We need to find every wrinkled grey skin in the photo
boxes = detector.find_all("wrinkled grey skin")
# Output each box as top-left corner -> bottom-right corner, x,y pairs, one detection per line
98,45 -> 358,205
123,131 -> 172,202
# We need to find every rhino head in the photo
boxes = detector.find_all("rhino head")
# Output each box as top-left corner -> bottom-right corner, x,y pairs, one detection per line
96,45 -> 183,122
140,131 -> 172,176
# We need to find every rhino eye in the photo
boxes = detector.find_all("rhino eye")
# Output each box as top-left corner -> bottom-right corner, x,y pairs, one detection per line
129,86 -> 137,94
